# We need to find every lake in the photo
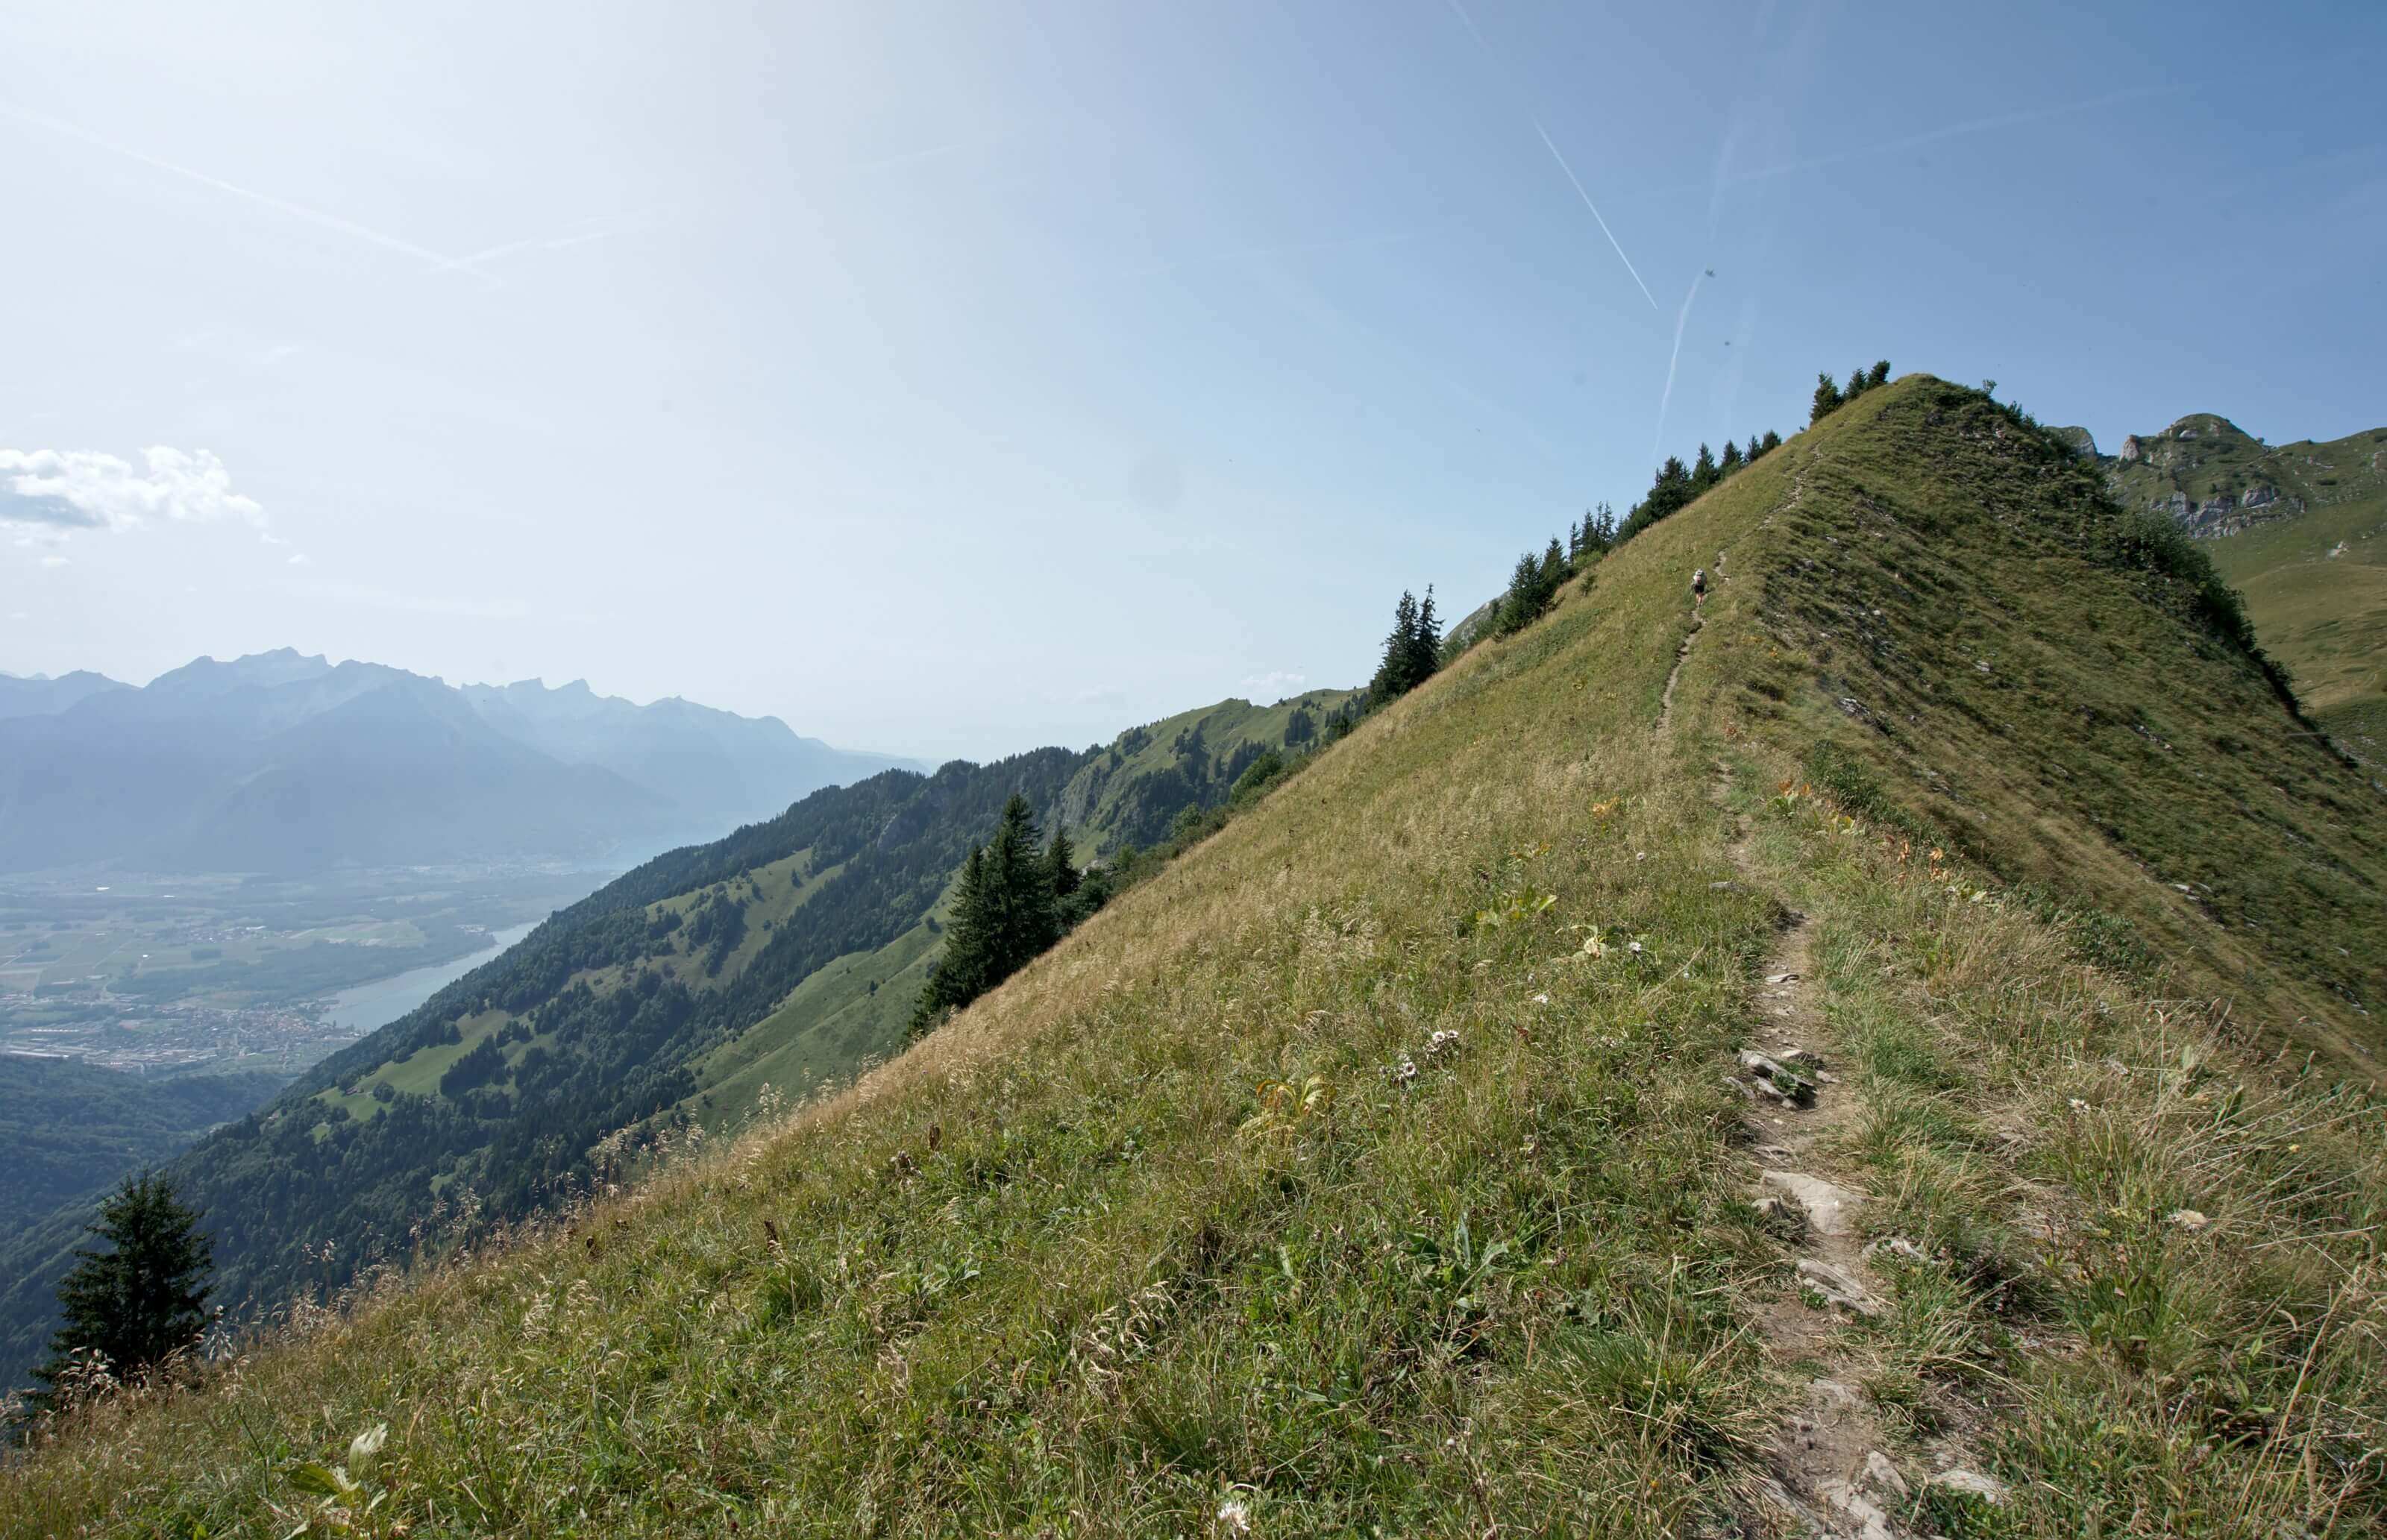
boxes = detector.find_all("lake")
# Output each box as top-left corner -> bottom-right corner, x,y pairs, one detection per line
322,921 -> 539,1034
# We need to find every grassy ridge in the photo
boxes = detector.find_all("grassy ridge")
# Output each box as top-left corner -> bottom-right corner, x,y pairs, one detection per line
1756,384 -> 2386,1070
4,377 -> 2381,1536
2097,414 -> 2387,756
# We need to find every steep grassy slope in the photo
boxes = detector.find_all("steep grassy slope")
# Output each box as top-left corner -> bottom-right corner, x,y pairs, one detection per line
7,378 -> 2383,1537
2095,415 -> 2387,755
1765,392 -> 2386,1068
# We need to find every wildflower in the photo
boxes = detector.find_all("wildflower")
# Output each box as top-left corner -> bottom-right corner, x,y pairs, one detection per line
1392,1056 -> 1419,1084
1531,993 -> 1549,1005
1425,1028 -> 1461,1057
1628,940 -> 1644,956
1217,1497 -> 1252,1534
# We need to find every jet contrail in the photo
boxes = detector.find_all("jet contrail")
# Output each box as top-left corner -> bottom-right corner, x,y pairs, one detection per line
1529,118 -> 1660,311
1719,85 -> 2182,187
1444,0 -> 1659,312
1652,268 -> 1706,458
0,101 -> 492,282
436,216 -> 653,276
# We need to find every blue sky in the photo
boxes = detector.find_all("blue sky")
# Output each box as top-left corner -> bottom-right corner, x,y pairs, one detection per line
1,0 -> 2380,761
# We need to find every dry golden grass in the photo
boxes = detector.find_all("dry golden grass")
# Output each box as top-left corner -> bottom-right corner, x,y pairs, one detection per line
4,378 -> 2380,1537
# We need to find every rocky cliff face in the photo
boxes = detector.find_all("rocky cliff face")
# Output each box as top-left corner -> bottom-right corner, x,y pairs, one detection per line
2092,413 -> 2336,540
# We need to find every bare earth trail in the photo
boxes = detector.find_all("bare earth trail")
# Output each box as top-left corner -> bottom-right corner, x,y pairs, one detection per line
1651,453 -> 1980,1536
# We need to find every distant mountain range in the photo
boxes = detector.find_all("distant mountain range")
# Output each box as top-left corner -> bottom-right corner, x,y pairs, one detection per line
0,651 -> 925,873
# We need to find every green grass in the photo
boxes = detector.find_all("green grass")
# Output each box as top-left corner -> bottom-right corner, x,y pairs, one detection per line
1058,690 -> 1355,852
4,377 -> 2380,1537
686,920 -> 944,1131
2098,414 -> 2387,756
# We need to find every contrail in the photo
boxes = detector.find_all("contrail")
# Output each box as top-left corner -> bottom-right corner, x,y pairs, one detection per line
1719,85 -> 2181,187
1444,0 -> 1659,312
1528,118 -> 1660,311
0,101 -> 491,283
1652,268 -> 1706,458
436,216 -> 653,276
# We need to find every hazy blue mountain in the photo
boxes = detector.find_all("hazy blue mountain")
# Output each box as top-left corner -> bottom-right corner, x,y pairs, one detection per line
0,650 -> 922,874
459,677 -> 923,840
0,670 -> 130,721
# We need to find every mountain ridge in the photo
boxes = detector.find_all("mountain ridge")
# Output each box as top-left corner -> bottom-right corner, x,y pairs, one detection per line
0,652 -> 923,875
7,379 -> 2384,1536
2054,412 -> 2387,759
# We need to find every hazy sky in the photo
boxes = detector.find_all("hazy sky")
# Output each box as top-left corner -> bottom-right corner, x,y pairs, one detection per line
2,0 -> 2380,761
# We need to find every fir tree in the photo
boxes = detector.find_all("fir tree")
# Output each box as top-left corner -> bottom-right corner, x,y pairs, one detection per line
1746,434 -> 1763,462
1760,429 -> 1782,455
1692,442 -> 1719,491
982,793 -> 1057,970
1370,591 -> 1424,702
1718,439 -> 1743,475
1496,544 -> 1566,635
1866,359 -> 1891,390
1044,827 -> 1079,902
1810,371 -> 1844,424
34,1172 -> 213,1402
912,844 -> 991,1028
1370,588 -> 1443,702
1845,366 -> 1869,400
1410,587 -> 1443,685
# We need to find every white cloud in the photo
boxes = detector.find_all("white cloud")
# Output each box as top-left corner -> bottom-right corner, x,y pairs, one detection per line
286,553 -> 311,566
1241,670 -> 1308,700
39,554 -> 69,568
0,447 -> 265,535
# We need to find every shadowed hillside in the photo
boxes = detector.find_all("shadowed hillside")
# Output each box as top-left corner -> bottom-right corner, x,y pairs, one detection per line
5,377 -> 2383,1538
2086,414 -> 2387,758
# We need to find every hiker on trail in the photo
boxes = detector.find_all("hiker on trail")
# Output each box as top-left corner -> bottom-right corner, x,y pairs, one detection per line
1692,568 -> 1707,606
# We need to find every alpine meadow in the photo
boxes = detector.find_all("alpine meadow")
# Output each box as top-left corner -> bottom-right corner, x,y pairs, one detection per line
7,377 -> 2383,1537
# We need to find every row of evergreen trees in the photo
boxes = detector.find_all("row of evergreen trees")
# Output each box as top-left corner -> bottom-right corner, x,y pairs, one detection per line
1811,359 -> 1892,424
908,796 -> 1090,1032
1368,588 -> 1443,701
1417,358 -> 1894,674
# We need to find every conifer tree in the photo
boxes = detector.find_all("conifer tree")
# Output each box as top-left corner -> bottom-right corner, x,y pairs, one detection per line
1845,367 -> 1869,400
1692,443 -> 1719,491
1370,591 -> 1423,702
983,793 -> 1057,968
912,844 -> 991,1028
1409,587 -> 1443,686
1810,372 -> 1844,424
1719,439 -> 1743,475
1866,359 -> 1891,390
1746,434 -> 1763,462
910,796 -> 1061,1034
1760,429 -> 1782,455
1044,827 -> 1079,902
34,1172 -> 213,1402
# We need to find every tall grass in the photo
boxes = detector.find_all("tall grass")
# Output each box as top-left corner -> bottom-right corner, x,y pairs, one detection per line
4,377 -> 2381,1537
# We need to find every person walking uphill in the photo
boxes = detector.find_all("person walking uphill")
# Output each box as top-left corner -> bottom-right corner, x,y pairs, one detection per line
1691,568 -> 1707,607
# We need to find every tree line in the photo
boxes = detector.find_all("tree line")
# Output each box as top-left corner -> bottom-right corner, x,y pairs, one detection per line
1373,359 -> 1894,682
